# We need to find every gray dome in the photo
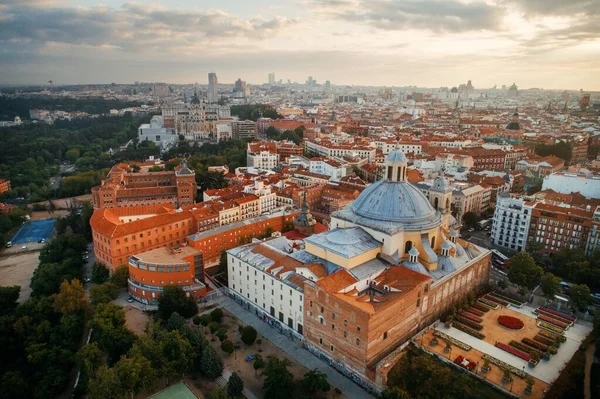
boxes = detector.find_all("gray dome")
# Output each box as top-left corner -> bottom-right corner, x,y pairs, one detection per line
351,180 -> 437,223
387,150 -> 408,163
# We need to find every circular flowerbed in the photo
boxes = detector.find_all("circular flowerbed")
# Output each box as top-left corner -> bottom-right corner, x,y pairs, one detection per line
498,315 -> 524,330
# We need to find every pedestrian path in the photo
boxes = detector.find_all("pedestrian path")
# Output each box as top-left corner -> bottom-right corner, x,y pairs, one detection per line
216,296 -> 374,399
221,369 -> 258,399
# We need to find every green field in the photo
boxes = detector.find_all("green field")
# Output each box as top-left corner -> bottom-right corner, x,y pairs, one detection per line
148,382 -> 197,399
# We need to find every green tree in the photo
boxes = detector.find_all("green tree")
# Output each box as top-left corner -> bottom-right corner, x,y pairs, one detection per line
89,303 -> 136,363
109,265 -> 129,288
262,356 -> 294,399
300,369 -> 330,394
380,387 -> 410,399
221,339 -> 234,354
90,282 -> 120,305
210,307 -> 224,322
159,330 -> 193,381
0,285 -> 20,316
77,342 -> 104,378
266,126 -> 279,139
52,278 -> 87,314
462,212 -> 480,229
200,341 -> 224,378
253,354 -> 264,375
91,262 -> 110,284
157,285 -> 198,320
507,253 -> 544,291
207,387 -> 229,399
0,371 -> 28,399
65,148 -> 80,163
541,273 -> 562,300
193,315 -> 202,325
241,325 -> 257,345
199,314 -> 213,332
114,351 -> 155,399
569,284 -> 593,311
166,312 -> 187,332
227,372 -> 245,397
88,365 -> 125,399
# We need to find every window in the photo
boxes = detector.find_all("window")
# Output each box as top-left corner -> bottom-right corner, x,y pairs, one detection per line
357,326 -> 361,334
332,313 -> 336,319
320,306 -> 324,313
319,338 -> 323,345
383,331 -> 388,340
331,324 -> 335,331
330,344 -> 334,352
344,319 -> 348,326
356,338 -> 360,346
343,331 -> 347,338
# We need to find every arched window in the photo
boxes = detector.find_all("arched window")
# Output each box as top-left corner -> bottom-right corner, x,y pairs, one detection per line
404,240 -> 412,254
430,236 -> 436,249
434,197 -> 439,209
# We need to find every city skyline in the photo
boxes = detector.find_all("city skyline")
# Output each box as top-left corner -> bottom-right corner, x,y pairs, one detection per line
0,1 -> 599,90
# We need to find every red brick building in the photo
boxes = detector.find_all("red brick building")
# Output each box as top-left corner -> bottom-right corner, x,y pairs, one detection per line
0,179 -> 10,195
91,160 -> 196,209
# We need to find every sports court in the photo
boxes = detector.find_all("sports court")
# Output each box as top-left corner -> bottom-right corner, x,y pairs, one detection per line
10,219 -> 55,244
148,382 -> 197,399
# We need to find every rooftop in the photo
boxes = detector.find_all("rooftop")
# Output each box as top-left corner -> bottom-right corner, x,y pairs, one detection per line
304,227 -> 381,259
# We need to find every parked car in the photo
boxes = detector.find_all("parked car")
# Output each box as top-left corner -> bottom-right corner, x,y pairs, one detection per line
468,228 -> 475,232
20,245 -> 27,252
5,241 -> 12,248
82,254 -> 89,261
126,297 -> 134,303
38,238 -> 46,243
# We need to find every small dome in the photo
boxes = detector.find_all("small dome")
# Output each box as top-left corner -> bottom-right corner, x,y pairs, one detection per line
190,95 -> 201,104
408,247 -> 420,256
441,241 -> 452,250
386,150 -> 408,163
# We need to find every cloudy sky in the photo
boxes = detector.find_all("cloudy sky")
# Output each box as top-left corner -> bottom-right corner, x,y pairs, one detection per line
0,0 -> 599,89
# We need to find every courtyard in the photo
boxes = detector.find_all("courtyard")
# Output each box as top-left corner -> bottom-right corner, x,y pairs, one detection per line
415,297 -> 592,397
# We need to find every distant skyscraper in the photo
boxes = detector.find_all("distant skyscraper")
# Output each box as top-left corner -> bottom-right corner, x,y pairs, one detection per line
208,72 -> 218,103
233,78 -> 249,98
268,72 -> 275,86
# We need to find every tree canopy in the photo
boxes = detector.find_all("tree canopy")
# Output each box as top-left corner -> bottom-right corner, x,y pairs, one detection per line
507,253 -> 544,290
262,356 -> 294,399
157,285 -> 198,321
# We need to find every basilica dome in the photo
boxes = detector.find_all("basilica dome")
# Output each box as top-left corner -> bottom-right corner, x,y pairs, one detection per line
351,180 -> 436,223
332,149 -> 443,233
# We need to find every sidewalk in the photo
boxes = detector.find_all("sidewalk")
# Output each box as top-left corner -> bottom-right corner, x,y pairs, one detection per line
215,296 -> 374,399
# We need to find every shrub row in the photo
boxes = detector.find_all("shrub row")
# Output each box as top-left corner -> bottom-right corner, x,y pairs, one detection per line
485,295 -> 509,307
467,307 -> 485,316
539,329 -> 562,342
538,306 -> 576,322
510,340 -> 542,358
472,302 -> 491,313
534,334 -> 555,347
460,311 -> 483,323
455,316 -> 484,331
433,330 -> 472,351
495,342 -> 531,361
523,337 -> 548,352
492,291 -> 524,306
538,321 -> 565,335
536,309 -> 573,326
453,322 -> 486,340
477,298 -> 499,309
538,314 -> 570,329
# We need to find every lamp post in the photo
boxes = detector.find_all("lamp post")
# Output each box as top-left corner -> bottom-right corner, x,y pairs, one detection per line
448,347 -> 452,360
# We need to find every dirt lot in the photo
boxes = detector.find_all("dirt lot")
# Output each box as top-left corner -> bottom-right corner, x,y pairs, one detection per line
30,210 -> 70,220
123,306 -> 151,336
479,306 -> 540,345
0,251 -> 40,302
420,329 -> 549,398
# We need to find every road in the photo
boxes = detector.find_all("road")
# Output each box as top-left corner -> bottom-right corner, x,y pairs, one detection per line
584,341 -> 596,399
83,242 -> 95,290
461,228 -> 491,248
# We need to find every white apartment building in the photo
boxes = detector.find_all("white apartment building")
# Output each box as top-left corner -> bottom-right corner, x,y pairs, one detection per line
247,151 -> 279,170
227,237 -> 307,335
491,193 -> 534,252
304,140 -> 376,162
138,115 -> 177,150
309,158 -> 347,181
373,140 -> 422,155
216,122 -> 232,142
243,181 -> 278,213
542,172 -> 600,199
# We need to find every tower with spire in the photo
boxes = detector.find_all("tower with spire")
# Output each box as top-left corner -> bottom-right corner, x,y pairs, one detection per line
293,191 -> 316,236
